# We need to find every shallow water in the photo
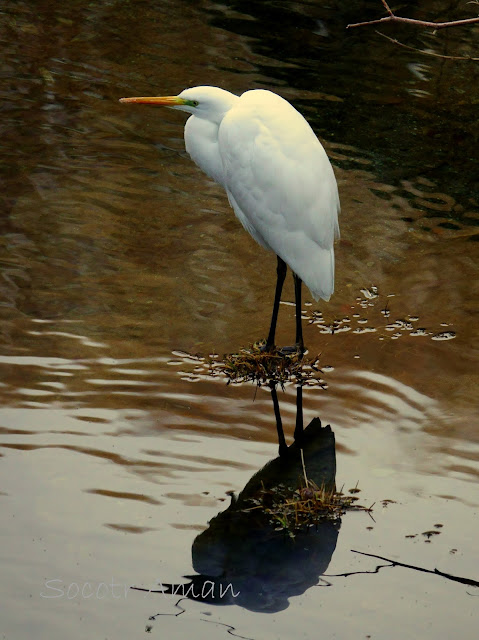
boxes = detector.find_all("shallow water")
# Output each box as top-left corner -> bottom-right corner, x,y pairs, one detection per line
1,1 -> 479,638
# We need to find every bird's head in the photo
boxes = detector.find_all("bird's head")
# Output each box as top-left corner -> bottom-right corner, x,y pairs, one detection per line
119,86 -> 239,124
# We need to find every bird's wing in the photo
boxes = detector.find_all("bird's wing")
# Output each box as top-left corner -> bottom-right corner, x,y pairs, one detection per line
218,90 -> 340,300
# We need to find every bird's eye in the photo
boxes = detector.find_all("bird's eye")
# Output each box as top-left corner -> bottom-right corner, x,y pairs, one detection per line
191,100 -> 199,107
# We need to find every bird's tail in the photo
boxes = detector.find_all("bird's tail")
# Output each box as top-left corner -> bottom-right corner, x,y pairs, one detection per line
287,244 -> 335,302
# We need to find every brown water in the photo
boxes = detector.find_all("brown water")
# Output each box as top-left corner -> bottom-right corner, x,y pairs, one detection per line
1,1 -> 478,638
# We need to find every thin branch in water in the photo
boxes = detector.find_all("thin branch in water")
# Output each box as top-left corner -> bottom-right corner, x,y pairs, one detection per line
200,618 -> 254,640
376,30 -> 479,61
325,563 -> 393,578
351,550 -> 479,587
144,596 -> 188,620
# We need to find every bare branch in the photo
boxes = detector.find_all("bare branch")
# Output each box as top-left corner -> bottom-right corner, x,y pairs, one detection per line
347,2 -> 479,30
380,0 -> 394,17
351,550 -> 479,587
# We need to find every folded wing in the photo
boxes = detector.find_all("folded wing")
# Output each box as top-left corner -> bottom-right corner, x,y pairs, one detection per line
218,90 -> 340,301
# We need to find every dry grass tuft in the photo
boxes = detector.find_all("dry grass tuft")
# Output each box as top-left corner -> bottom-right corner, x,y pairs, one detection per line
244,480 -> 373,536
208,341 -> 326,388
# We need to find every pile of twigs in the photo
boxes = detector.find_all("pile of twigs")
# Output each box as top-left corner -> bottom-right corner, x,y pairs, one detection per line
208,341 -> 326,388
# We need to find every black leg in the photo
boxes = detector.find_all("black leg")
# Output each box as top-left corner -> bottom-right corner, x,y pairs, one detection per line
294,383 -> 304,446
293,273 -> 304,354
266,256 -> 287,350
270,382 -> 287,456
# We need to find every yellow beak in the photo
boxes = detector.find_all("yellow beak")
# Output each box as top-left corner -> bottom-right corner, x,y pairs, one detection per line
119,96 -> 185,106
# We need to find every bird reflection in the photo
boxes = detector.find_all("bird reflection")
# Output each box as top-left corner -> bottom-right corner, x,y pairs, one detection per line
150,404 -> 339,613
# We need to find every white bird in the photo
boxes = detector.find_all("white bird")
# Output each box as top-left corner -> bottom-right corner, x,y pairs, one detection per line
120,86 -> 340,352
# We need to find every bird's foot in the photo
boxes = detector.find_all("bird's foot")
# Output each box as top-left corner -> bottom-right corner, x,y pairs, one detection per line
279,344 -> 306,358
259,341 -> 274,354
260,342 -> 305,358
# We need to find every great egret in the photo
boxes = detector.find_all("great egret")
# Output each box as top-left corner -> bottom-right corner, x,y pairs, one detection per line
120,86 -> 340,352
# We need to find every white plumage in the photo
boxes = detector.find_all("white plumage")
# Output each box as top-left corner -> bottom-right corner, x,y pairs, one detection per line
120,86 -> 340,349
180,87 -> 339,301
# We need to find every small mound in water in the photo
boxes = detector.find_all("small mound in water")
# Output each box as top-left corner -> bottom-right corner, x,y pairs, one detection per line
244,480 -> 373,536
208,341 -> 327,388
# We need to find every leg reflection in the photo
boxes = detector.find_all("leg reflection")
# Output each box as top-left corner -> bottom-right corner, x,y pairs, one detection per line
269,382 -> 287,457
269,381 -> 305,456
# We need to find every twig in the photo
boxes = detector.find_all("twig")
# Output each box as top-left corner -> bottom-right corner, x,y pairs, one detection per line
351,550 -> 479,587
347,0 -> 479,30
300,448 -> 309,487
376,30 -> 479,61
380,0 -> 393,16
